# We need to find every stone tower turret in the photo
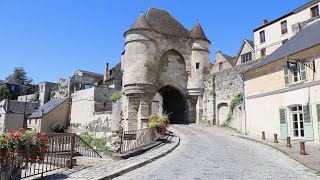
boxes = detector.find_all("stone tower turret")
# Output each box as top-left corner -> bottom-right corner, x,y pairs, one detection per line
188,20 -> 211,123
188,20 -> 211,95
122,12 -> 157,130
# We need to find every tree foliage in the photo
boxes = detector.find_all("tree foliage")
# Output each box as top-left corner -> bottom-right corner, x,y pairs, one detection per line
0,86 -> 12,101
6,67 -> 33,86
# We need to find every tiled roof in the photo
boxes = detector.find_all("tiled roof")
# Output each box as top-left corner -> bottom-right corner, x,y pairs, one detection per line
105,63 -> 121,82
246,19 -> 320,73
130,13 -> 152,30
4,78 -> 21,85
28,98 -> 68,118
76,70 -> 103,77
245,39 -> 254,49
190,21 -> 210,42
222,53 -> 236,66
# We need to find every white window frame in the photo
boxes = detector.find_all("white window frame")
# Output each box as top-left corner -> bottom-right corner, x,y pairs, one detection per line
289,105 -> 304,139
241,52 -> 252,63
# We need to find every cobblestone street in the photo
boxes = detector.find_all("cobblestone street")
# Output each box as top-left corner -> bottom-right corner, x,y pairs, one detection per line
115,125 -> 319,179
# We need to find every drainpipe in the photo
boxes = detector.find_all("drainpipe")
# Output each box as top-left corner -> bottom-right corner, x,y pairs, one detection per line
240,74 -> 247,135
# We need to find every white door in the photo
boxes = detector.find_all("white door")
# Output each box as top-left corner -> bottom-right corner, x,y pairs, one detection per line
291,106 -> 304,138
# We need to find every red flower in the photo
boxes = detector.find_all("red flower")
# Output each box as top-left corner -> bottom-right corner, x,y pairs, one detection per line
21,166 -> 26,170
37,132 -> 42,137
39,157 -> 44,161
9,130 -> 13,133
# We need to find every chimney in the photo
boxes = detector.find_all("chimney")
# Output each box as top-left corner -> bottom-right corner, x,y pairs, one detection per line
103,63 -> 109,82
262,19 -> 268,25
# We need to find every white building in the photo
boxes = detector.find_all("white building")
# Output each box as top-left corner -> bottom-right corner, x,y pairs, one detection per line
253,0 -> 320,59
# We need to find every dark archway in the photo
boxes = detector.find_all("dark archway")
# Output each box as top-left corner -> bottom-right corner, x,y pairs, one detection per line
158,86 -> 187,124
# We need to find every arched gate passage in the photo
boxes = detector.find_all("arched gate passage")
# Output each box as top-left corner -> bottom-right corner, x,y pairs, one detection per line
158,86 -> 187,124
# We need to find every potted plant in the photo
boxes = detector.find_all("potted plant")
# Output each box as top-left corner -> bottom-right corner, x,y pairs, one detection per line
0,129 -> 49,180
147,114 -> 170,136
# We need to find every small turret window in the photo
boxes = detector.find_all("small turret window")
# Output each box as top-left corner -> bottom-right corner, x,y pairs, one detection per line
196,63 -> 200,69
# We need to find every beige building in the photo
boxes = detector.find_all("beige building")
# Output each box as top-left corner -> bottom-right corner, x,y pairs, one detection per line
211,51 -> 235,73
254,0 -> 320,59
234,39 -> 255,66
243,18 -> 320,141
27,98 -> 70,133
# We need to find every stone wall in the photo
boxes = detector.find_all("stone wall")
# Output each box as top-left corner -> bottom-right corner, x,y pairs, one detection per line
202,60 -> 257,130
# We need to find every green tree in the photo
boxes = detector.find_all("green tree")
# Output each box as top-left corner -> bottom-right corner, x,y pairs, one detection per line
6,67 -> 33,85
0,86 -> 12,101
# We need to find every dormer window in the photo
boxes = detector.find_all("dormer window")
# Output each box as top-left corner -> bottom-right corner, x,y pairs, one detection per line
281,20 -> 287,35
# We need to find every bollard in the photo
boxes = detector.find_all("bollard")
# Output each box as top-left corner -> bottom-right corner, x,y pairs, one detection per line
274,134 -> 278,143
300,141 -> 307,155
286,136 -> 292,148
262,131 -> 266,140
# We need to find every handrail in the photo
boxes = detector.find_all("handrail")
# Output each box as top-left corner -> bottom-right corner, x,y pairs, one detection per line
74,134 -> 102,158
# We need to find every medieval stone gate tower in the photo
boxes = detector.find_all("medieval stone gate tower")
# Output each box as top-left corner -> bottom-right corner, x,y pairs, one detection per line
121,8 -> 211,130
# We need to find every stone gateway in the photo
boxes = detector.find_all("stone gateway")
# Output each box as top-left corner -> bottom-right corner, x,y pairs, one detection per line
121,8 -> 211,130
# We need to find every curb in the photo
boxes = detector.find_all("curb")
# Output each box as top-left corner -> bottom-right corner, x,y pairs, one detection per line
100,134 -> 180,179
235,135 -> 318,173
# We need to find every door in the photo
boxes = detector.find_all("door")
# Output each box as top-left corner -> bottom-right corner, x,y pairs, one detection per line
291,106 -> 304,138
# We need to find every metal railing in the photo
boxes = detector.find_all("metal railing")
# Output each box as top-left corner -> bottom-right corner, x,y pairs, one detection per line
119,128 -> 159,153
0,133 -> 102,179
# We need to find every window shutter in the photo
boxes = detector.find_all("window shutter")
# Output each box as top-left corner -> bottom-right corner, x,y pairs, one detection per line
283,65 -> 289,86
303,104 -> 311,123
316,104 -> 320,122
300,63 -> 307,81
279,108 -> 286,124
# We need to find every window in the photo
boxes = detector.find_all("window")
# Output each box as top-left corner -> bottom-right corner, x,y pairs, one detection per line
260,48 -> 266,57
260,30 -> 265,43
29,119 -> 31,125
219,62 -> 223,71
35,119 -> 37,125
241,52 -> 252,63
281,20 -> 287,35
284,62 -> 307,85
311,5 -> 319,17
196,63 -> 200,69
40,85 -> 43,92
11,85 -> 15,91
291,106 -> 304,138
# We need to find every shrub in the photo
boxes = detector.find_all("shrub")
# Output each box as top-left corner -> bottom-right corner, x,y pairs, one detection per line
147,114 -> 170,129
0,129 -> 49,170
51,123 -> 66,133
109,91 -> 121,102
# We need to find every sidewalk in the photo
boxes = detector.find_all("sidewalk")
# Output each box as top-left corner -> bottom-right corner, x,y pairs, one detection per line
37,132 -> 180,180
210,125 -> 320,173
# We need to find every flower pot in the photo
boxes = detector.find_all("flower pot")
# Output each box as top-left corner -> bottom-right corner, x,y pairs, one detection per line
1,164 -> 21,180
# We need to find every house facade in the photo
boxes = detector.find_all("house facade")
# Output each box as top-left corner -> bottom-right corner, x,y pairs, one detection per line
253,0 -> 320,59
234,39 -> 255,66
211,51 -> 235,73
27,98 -> 70,133
243,18 -> 320,141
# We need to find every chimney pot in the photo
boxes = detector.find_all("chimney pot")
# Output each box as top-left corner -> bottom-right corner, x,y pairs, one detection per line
103,63 -> 109,82
262,19 -> 268,25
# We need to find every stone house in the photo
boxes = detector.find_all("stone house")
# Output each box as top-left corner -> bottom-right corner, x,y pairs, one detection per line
254,0 -> 320,59
121,8 -> 210,130
0,99 -> 38,133
234,39 -> 255,66
211,51 -> 235,73
1,78 -> 27,100
103,63 -> 122,90
27,98 -> 70,133
243,18 -> 320,141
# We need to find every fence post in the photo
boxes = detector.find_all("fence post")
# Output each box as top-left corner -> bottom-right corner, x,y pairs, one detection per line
69,134 -> 75,168
262,131 -> 266,140
274,134 -> 278,143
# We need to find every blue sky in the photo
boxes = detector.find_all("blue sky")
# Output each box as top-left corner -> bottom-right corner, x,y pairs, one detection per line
0,0 -> 310,83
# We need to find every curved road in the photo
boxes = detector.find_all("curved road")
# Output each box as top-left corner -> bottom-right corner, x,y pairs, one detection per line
115,125 -> 318,179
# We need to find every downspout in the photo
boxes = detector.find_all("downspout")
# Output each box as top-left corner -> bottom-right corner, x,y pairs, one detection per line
240,74 -> 247,135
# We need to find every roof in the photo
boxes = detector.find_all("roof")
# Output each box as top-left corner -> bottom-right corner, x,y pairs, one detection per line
246,19 -> 320,73
190,21 -> 210,42
222,53 -> 236,66
105,63 -> 121,82
145,8 -> 191,38
28,98 -> 68,118
76,70 -> 103,77
4,77 -> 21,85
245,39 -> 255,49
234,39 -> 255,64
130,12 -> 152,30
253,0 -> 320,32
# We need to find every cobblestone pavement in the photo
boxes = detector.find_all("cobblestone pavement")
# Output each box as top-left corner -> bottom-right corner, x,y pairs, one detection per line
115,125 -> 319,180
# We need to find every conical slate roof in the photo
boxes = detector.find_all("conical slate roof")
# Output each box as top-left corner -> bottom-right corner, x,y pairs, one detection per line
190,21 -> 209,42
129,12 -> 151,30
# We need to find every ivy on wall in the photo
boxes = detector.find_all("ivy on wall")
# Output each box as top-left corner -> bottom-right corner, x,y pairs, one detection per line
221,92 -> 243,127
